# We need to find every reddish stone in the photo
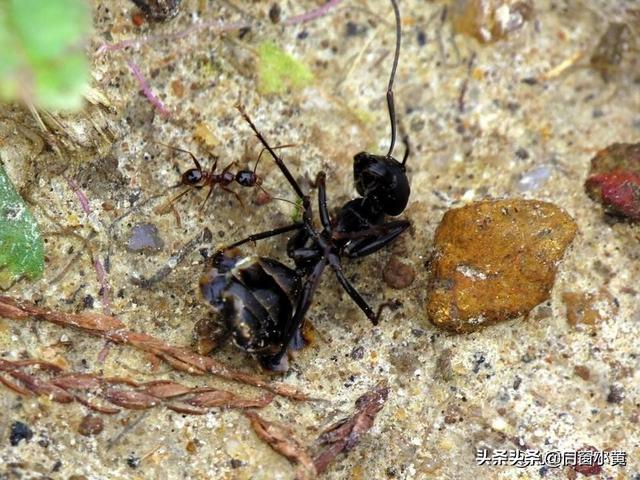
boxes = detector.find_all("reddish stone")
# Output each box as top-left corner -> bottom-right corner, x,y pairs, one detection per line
585,142 -> 640,220
573,445 -> 602,476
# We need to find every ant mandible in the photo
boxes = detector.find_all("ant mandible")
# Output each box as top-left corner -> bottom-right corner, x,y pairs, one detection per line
155,143 -> 294,213
200,0 -> 410,371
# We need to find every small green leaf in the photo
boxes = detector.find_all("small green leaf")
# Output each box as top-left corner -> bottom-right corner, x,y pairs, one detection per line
0,0 -> 90,111
257,42 -> 314,95
0,164 -> 44,288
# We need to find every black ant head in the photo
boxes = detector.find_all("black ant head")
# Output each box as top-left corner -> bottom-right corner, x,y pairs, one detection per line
353,0 -> 409,216
181,168 -> 203,186
354,151 -> 410,216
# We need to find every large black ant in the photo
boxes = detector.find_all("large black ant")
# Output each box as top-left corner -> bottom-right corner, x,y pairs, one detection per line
200,0 -> 409,371
155,143 -> 294,213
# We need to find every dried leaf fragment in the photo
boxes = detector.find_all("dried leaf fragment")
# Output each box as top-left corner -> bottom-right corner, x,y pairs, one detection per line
313,383 -> 390,474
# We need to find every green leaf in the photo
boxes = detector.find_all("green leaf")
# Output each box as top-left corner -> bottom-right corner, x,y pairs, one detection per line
0,0 -> 90,111
0,164 -> 44,288
257,42 -> 314,95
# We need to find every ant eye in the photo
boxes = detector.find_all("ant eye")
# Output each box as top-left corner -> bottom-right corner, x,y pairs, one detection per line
182,169 -> 202,185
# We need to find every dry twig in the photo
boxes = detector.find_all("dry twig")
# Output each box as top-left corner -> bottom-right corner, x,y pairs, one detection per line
245,383 -> 389,478
245,412 -> 317,480
312,383 -> 389,473
0,359 -> 272,415
0,296 -> 309,400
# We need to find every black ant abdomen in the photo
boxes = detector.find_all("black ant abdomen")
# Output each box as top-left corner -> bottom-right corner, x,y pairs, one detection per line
181,168 -> 204,186
199,249 -> 302,371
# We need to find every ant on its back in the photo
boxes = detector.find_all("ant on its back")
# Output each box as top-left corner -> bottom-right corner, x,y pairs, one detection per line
200,0 -> 412,371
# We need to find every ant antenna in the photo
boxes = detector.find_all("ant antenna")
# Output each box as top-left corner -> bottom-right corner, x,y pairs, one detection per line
385,0 -> 402,159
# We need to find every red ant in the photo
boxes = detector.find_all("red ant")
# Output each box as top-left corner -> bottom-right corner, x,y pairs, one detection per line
155,143 -> 293,214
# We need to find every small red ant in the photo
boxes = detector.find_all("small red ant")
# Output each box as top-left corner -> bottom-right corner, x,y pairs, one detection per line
155,143 -> 294,214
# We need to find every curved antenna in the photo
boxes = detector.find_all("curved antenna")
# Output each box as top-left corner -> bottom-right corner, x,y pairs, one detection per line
385,0 -> 402,159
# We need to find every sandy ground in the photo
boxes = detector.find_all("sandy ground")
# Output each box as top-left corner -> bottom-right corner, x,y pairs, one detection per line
0,0 -> 639,479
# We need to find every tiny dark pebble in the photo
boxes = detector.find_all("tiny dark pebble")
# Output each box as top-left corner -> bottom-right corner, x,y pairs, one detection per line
78,414 -> 104,436
230,458 -> 243,469
606,384 -> 625,403
52,460 -> 62,472
538,465 -> 549,477
130,0 -> 181,21
417,30 -> 427,46
297,30 -> 309,40
268,3 -> 281,23
127,455 -> 141,469
346,21 -> 365,36
472,352 -> 486,373
38,436 -> 50,448
386,466 -> 398,477
10,421 -> 33,446
515,147 -> 530,160
522,77 -> 538,85
350,346 -> 365,360
82,295 -> 94,309
513,376 -> 522,390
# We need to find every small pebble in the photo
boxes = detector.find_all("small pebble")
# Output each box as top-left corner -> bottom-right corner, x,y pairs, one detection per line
127,455 -> 141,469
383,256 -> 416,289
451,0 -> 533,43
585,142 -> 640,220
10,421 -> 33,446
573,445 -> 602,476
131,0 -> 182,21
517,164 -> 552,192
268,3 -> 281,23
606,384 -> 625,403
127,223 -> 164,252
78,414 -> 104,436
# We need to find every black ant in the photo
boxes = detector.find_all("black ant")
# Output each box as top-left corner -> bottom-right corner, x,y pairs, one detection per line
200,0 -> 410,371
155,143 -> 294,214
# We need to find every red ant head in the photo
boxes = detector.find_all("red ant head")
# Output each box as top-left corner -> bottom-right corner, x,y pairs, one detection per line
182,168 -> 203,186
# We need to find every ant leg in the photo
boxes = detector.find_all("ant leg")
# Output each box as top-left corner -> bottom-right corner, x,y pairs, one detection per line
200,185 -> 216,210
155,142 -> 202,171
327,252 -> 379,325
155,187 -> 194,214
221,160 -> 237,175
223,222 -> 304,251
315,172 -> 332,231
259,257 -> 327,370
221,185 -> 245,208
342,220 -> 410,258
236,104 -> 305,200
